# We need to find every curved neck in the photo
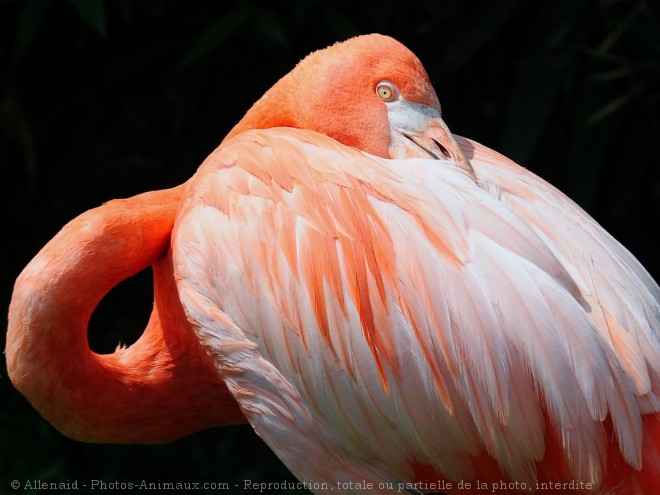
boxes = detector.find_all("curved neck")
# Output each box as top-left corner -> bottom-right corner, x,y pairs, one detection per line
6,185 -> 245,443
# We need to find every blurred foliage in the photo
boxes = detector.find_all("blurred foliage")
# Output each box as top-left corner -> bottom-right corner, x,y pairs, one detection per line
1,0 -> 658,493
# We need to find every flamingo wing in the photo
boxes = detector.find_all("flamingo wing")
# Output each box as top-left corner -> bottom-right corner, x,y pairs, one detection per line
173,128 -> 660,493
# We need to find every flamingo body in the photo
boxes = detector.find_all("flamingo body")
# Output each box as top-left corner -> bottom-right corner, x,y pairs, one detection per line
173,128 -> 660,494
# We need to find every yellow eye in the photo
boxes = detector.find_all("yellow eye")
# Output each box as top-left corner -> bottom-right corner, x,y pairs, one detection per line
376,81 -> 397,102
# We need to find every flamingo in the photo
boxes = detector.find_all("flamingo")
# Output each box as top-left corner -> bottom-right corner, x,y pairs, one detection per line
7,34 -> 660,494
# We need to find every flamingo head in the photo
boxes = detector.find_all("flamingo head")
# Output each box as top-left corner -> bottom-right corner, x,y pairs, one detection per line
227,33 -> 470,171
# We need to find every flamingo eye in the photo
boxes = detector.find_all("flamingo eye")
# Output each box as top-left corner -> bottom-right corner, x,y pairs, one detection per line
376,81 -> 398,102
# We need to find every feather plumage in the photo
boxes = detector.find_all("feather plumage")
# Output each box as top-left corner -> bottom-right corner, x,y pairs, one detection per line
174,127 -> 660,494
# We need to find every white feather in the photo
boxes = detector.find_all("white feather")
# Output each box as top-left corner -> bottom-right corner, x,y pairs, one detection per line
173,128 -> 660,492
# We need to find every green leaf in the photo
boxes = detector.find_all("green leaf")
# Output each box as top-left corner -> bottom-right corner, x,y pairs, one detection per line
587,84 -> 643,125
588,64 -> 647,83
596,1 -> 644,54
69,0 -> 107,38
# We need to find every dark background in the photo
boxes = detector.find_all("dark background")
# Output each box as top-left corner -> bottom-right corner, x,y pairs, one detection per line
1,0 -> 658,493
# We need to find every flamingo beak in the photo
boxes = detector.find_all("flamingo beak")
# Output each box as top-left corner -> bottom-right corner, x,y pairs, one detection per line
385,98 -> 475,178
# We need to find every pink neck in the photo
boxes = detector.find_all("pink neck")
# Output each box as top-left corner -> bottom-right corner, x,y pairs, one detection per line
6,185 -> 245,443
